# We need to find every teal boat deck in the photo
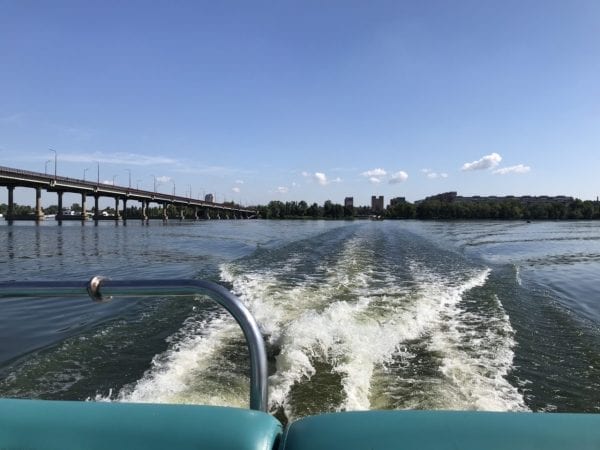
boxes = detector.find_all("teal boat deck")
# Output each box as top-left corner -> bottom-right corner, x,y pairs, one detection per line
0,399 -> 281,450
2,399 -> 600,450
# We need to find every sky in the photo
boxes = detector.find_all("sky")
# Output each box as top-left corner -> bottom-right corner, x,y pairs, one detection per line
1,0 -> 599,208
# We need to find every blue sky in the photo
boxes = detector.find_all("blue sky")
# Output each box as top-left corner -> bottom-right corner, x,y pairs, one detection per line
1,0 -> 599,207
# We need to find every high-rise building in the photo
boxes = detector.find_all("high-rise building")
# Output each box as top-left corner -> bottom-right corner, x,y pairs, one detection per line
371,195 -> 384,212
344,197 -> 354,208
205,193 -> 214,202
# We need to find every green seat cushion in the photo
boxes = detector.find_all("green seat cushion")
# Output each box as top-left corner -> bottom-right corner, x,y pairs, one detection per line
281,410 -> 600,450
0,399 -> 281,450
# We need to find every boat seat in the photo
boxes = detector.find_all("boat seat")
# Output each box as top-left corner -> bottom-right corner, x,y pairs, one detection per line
0,398 -> 282,450
280,410 -> 600,450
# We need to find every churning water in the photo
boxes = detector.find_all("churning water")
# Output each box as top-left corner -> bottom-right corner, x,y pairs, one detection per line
1,220 -> 599,421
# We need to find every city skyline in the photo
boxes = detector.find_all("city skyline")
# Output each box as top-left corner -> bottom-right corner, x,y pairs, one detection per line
1,1 -> 599,207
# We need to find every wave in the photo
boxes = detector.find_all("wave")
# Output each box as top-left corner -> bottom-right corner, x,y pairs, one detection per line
111,225 -> 526,419
405,263 -> 527,411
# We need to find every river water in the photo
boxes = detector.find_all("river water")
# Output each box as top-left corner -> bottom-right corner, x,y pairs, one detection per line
1,220 -> 599,421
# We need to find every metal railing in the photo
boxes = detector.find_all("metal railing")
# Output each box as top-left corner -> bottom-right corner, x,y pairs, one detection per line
0,165 -> 254,213
0,277 -> 268,412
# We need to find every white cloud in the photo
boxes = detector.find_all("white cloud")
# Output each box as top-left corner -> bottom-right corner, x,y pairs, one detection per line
101,180 -> 115,185
362,168 -> 387,177
156,175 -> 171,183
461,152 -> 502,171
235,180 -> 244,184
389,171 -> 409,184
314,172 -> 328,186
369,177 -> 382,184
291,182 -> 298,187
300,171 -> 335,186
59,151 -> 178,166
425,171 -> 448,180
423,168 -> 449,179
276,186 -> 289,194
493,164 -> 531,175
232,186 -> 241,193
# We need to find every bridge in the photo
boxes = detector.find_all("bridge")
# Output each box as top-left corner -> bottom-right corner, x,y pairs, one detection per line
0,165 -> 256,222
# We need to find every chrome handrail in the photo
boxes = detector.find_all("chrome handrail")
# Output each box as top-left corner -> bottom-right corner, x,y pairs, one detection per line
0,277 -> 268,412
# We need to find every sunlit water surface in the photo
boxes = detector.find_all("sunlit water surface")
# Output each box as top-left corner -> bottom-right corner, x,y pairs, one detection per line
1,220 -> 599,421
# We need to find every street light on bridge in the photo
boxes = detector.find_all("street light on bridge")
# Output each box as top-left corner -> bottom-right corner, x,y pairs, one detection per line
170,180 -> 176,196
124,169 -> 131,188
150,174 -> 156,193
49,149 -> 57,180
112,174 -> 118,186
44,160 -> 52,174
83,167 -> 89,181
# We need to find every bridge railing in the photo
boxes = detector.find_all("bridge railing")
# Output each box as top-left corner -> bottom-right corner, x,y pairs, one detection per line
0,166 -> 255,213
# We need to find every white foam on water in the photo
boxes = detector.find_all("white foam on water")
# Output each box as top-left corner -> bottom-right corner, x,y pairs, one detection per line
408,263 -> 528,411
223,235 -> 438,418
515,264 -> 523,286
117,314 -> 247,407
114,229 -> 526,417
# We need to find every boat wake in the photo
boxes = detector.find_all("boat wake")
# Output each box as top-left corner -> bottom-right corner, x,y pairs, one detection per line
111,225 -> 526,419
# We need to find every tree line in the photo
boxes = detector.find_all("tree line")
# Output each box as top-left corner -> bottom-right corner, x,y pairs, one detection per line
0,203 -> 216,218
256,198 -> 600,220
3,198 -> 600,220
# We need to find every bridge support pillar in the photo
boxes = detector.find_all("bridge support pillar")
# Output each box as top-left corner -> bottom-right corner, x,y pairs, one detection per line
216,212 -> 220,220
6,185 -> 14,220
194,207 -> 199,220
180,207 -> 185,220
81,193 -> 87,221
35,187 -> 43,221
205,209 -> 210,220
93,195 -> 100,222
114,197 -> 120,220
122,198 -> 127,222
56,191 -> 63,222
162,203 -> 168,221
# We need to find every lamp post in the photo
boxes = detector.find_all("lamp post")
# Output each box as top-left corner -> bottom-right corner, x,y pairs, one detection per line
188,184 -> 192,200
125,169 -> 131,188
97,162 -> 100,185
49,149 -> 57,180
136,179 -> 142,190
83,167 -> 89,181
44,160 -> 52,174
150,174 -> 156,193
170,180 -> 176,196
112,174 -> 117,186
